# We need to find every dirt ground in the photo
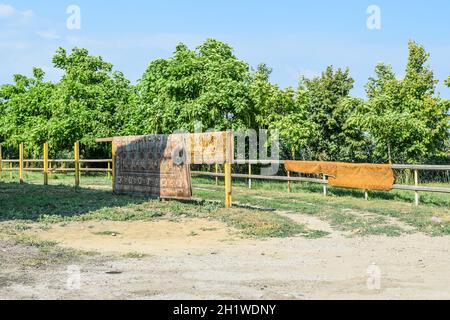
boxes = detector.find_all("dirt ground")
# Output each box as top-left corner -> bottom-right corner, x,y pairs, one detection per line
0,215 -> 449,300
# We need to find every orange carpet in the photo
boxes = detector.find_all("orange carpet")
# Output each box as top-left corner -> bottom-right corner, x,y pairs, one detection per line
284,161 -> 394,191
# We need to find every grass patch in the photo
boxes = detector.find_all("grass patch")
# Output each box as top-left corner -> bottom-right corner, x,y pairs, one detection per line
0,182 -> 312,239
218,209 -> 306,238
325,211 -> 403,237
122,252 -> 148,259
193,179 -> 450,237
200,227 -> 218,232
2,174 -> 448,238
15,235 -> 58,254
170,205 -> 309,238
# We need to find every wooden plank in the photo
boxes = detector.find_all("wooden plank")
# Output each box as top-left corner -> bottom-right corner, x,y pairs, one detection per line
392,164 -> 450,171
392,184 -> 450,193
191,171 -> 327,184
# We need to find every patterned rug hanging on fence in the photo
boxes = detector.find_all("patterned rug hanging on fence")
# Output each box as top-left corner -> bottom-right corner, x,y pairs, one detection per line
112,131 -> 233,198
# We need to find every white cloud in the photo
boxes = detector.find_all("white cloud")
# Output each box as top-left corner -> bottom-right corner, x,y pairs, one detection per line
0,4 -> 15,18
36,30 -> 60,40
0,4 -> 33,23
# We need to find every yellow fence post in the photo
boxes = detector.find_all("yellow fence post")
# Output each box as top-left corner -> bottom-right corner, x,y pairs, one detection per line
224,163 -> 232,208
224,131 -> 232,208
74,141 -> 80,186
19,143 -> 24,184
111,141 -> 116,193
43,142 -> 49,185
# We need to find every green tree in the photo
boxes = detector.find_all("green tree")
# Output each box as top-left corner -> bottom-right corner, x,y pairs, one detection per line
264,79 -> 317,159
47,47 -> 135,157
0,68 -> 55,158
300,66 -> 367,161
131,39 -> 253,134
359,41 -> 449,164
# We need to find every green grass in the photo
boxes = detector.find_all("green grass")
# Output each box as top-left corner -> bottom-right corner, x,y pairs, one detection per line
1,173 -> 448,238
15,235 -> 58,253
9,235 -> 95,268
0,180 -> 311,239
192,177 -> 450,237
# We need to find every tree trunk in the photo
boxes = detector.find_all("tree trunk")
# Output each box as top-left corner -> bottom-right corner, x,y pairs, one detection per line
387,142 -> 392,164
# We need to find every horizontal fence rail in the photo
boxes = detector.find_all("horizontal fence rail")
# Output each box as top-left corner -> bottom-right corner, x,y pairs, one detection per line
193,160 -> 450,206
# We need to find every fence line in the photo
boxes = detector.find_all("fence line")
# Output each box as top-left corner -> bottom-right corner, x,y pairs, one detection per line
1,142 -> 449,206
193,160 -> 450,206
0,142 -> 113,186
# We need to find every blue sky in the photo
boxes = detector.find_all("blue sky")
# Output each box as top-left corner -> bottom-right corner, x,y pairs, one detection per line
1,0 -> 450,98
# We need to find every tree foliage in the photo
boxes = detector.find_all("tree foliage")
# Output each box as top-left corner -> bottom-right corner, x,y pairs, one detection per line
127,39 -> 253,134
0,39 -> 448,164
356,41 -> 449,164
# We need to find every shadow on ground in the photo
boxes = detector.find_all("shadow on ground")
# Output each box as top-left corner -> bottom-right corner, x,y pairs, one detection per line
0,182 -> 150,221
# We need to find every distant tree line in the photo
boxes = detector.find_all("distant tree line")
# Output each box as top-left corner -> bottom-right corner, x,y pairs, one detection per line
0,39 -> 448,164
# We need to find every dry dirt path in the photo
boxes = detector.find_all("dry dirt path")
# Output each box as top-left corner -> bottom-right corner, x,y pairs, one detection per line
0,218 -> 449,300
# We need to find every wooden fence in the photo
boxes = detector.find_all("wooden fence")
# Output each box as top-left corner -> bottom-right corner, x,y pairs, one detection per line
0,142 -> 112,187
192,160 -> 450,206
1,143 -> 449,206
